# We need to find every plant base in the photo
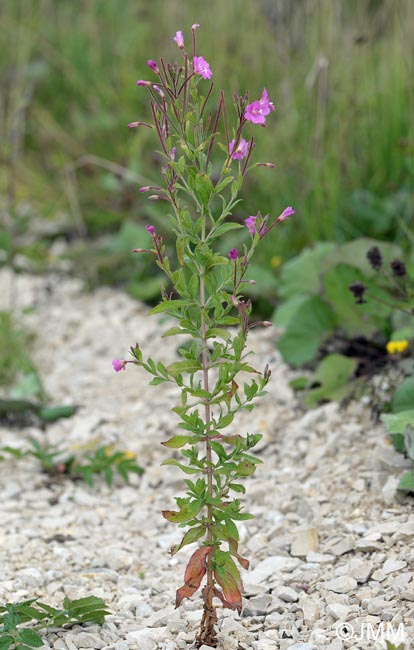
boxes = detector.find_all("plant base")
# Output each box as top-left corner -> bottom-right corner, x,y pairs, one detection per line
195,586 -> 217,647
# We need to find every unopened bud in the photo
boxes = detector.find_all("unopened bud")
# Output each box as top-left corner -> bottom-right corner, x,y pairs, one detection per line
147,59 -> 160,74
262,321 -> 273,327
257,162 -> 276,168
136,79 -> 152,87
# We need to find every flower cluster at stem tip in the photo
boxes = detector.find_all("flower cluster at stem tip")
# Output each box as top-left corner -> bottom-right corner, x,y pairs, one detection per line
113,23 -> 295,374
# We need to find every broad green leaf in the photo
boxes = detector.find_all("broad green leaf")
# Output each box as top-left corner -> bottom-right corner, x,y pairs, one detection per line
390,433 -> 405,454
277,296 -> 336,366
381,410 -> 414,434
278,242 -> 336,300
324,237 -> 402,278
161,435 -> 198,448
398,469 -> 414,493
391,378 -> 414,413
272,294 -> 309,328
323,264 -> 391,337
304,353 -> 358,407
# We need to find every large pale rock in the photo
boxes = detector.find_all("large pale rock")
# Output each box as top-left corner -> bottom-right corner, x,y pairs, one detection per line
290,528 -> 318,557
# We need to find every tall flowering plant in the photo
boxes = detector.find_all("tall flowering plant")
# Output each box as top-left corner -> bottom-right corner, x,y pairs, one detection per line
114,25 -> 294,647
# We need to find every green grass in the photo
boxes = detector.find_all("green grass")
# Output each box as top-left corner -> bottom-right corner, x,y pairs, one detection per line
1,0 -> 413,275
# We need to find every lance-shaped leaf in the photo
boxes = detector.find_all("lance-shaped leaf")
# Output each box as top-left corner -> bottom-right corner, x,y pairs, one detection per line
170,525 -> 206,556
161,435 -> 198,448
213,550 -> 243,613
228,538 -> 250,570
162,500 -> 203,523
175,546 -> 214,607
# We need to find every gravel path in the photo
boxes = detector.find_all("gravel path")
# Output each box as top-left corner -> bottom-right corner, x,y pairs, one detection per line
1,269 -> 413,650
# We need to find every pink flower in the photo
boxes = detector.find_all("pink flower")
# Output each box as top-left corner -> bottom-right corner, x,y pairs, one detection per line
147,60 -> 160,74
146,224 -> 155,235
192,23 -> 200,30
128,122 -> 139,128
174,31 -> 184,49
244,215 -> 266,236
193,56 -> 212,79
245,88 -> 275,125
244,216 -> 258,235
229,248 -> 238,260
112,359 -> 126,372
228,138 -> 248,160
136,80 -> 151,87
276,206 -> 295,222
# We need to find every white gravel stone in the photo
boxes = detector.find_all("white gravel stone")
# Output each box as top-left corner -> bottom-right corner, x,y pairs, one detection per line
325,576 -> 357,594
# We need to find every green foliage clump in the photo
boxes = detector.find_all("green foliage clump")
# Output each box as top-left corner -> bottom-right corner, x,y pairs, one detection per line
0,596 -> 110,650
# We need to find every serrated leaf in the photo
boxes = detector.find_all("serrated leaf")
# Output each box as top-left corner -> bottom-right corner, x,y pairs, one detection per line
166,360 -> 202,376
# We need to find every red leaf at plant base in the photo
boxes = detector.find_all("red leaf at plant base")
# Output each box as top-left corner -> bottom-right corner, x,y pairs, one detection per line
175,546 -> 214,608
213,550 -> 243,613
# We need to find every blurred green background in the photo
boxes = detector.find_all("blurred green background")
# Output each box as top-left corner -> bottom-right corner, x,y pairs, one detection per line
1,0 -> 414,303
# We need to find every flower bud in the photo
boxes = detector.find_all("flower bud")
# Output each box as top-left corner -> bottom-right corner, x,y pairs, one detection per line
147,59 -> 160,74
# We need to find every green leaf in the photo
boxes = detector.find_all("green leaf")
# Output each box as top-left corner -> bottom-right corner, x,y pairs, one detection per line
170,525 -> 206,555
278,242 -> 336,300
166,360 -> 202,376
161,435 -> 198,448
216,412 -> 234,429
149,300 -> 189,315
289,376 -> 309,390
0,635 -> 14,650
37,405 -> 76,422
194,173 -> 214,208
391,378 -> 414,413
324,237 -> 402,278
16,630 -> 44,647
323,264 -> 391,337
272,294 -> 309,328
390,433 -> 406,454
398,469 -> 414,493
303,353 -> 358,407
162,501 -> 203,523
161,458 -> 200,474
381,410 -> 414,434
277,296 -> 336,366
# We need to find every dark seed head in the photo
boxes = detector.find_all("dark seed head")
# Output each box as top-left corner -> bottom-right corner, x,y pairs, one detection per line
349,281 -> 367,304
391,258 -> 406,277
366,246 -> 382,270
